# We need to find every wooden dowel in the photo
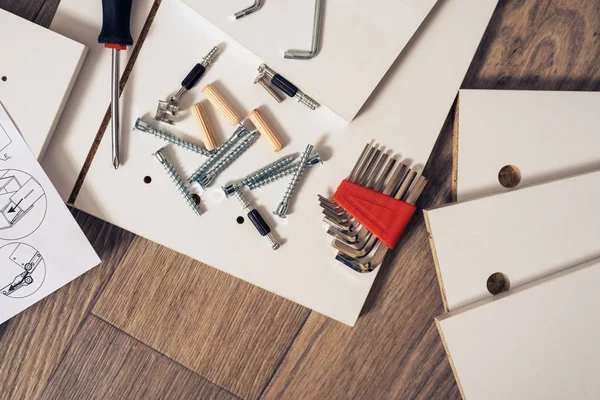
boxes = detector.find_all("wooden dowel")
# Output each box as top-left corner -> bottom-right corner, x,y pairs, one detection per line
191,102 -> 218,151
248,109 -> 283,152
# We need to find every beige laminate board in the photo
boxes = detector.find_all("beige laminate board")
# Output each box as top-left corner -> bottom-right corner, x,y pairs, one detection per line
425,169 -> 600,311
455,89 -> 600,202
437,257 -> 600,400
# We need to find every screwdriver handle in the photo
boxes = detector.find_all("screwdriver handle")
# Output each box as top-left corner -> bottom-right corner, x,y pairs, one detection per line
98,0 -> 134,46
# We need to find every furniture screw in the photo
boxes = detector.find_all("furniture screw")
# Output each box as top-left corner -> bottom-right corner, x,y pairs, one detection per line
274,144 -> 314,218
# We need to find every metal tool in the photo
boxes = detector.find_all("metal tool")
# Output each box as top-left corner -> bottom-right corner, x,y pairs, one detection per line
98,0 -> 134,169
222,154 -> 298,197
274,144 -> 314,218
134,118 -> 213,157
335,176 -> 427,273
234,0 -> 264,19
257,64 -> 320,110
155,46 -> 220,124
154,147 -> 203,217
285,0 -> 324,60
255,73 -> 284,103
247,153 -> 322,190
234,189 -> 280,250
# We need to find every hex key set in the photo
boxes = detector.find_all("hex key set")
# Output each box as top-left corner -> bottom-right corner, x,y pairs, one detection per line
320,144 -> 427,273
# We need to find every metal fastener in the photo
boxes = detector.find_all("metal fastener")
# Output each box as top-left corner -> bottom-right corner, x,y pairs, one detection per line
135,118 -> 212,157
274,144 -> 314,218
254,73 -> 284,103
187,125 -> 249,184
257,64 -> 320,110
197,131 -> 260,188
235,189 -> 280,250
154,147 -> 203,217
247,152 -> 322,190
222,154 -> 297,197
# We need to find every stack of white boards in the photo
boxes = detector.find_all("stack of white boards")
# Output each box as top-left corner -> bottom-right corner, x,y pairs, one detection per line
425,89 -> 600,398
0,9 -> 87,159
42,0 -> 500,327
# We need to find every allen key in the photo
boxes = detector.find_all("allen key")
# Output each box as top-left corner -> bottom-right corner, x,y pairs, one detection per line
285,0 -> 324,60
234,0 -> 264,19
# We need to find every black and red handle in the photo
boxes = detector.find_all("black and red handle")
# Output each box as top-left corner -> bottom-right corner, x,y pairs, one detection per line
98,0 -> 134,50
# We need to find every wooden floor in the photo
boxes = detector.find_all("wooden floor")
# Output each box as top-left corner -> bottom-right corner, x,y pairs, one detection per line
1,0 -> 600,398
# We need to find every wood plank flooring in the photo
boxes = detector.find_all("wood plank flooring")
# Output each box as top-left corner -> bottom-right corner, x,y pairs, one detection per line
1,0 -> 599,398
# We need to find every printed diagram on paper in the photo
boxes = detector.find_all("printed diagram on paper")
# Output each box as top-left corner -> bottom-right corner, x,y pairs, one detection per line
0,243 -> 45,298
0,101 -> 99,325
0,169 -> 46,239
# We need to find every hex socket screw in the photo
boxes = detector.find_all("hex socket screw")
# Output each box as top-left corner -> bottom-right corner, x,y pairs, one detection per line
222,154 -> 298,197
235,189 -> 280,250
197,131 -> 260,188
154,147 -> 203,217
188,125 -> 249,184
274,144 -> 314,218
247,153 -> 322,190
135,118 -> 212,157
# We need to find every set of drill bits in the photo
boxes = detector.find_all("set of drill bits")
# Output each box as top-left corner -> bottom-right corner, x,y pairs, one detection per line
320,144 -> 427,273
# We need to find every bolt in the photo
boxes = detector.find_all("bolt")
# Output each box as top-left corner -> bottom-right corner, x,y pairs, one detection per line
135,118 -> 212,157
197,131 -> 260,188
222,154 -> 298,197
154,147 -> 203,217
254,73 -> 284,103
248,152 -> 321,190
188,125 -> 249,184
274,144 -> 314,218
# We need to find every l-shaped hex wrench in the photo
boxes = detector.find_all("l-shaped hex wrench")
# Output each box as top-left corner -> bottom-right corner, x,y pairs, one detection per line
285,0 -> 324,60
234,0 -> 263,19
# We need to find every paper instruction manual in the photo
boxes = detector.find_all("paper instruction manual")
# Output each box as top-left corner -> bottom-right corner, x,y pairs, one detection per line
0,102 -> 100,324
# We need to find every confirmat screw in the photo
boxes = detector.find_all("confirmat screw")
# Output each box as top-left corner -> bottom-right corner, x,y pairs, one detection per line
135,118 -> 212,157
248,153 -> 321,190
154,147 -> 203,217
222,154 -> 298,197
274,144 -> 314,218
188,126 -> 249,184
198,131 -> 259,188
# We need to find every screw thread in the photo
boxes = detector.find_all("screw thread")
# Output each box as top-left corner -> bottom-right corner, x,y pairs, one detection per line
243,154 -> 297,186
156,152 -> 203,217
135,119 -> 211,157
296,93 -> 320,110
202,46 -> 220,67
247,153 -> 321,190
282,145 -> 314,202
234,190 -> 252,211
208,131 -> 259,178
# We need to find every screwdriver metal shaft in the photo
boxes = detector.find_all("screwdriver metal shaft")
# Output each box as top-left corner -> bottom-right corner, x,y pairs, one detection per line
111,49 -> 120,169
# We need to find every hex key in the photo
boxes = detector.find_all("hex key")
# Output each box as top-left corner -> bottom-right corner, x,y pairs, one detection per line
285,0 -> 324,60
336,176 -> 428,272
234,0 -> 264,19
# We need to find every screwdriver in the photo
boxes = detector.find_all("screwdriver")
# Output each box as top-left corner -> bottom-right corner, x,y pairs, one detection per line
98,0 -> 134,170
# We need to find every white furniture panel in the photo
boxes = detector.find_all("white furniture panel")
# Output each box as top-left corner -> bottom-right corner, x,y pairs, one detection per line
425,169 -> 600,311
183,0 -> 440,121
0,9 -> 87,159
75,0 -> 498,326
437,258 -> 600,399
456,89 -> 600,202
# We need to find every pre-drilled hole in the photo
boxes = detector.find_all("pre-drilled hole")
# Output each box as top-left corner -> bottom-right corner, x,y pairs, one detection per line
498,165 -> 521,188
1,76 -> 7,82
236,216 -> 245,224
487,272 -> 510,295
143,176 -> 152,184
191,194 -> 201,205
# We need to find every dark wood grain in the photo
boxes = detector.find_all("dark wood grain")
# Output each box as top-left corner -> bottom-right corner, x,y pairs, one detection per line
0,210 -> 135,400
92,237 -> 310,400
40,316 -> 238,400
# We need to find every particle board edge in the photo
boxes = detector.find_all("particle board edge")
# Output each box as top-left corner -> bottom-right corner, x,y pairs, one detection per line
434,318 -> 466,400
451,93 -> 460,203
423,209 -> 449,312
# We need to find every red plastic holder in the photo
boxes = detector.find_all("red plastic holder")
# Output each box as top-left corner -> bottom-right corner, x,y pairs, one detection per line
333,180 -> 416,249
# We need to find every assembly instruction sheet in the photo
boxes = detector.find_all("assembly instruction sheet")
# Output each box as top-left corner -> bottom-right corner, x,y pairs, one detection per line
0,102 -> 100,324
